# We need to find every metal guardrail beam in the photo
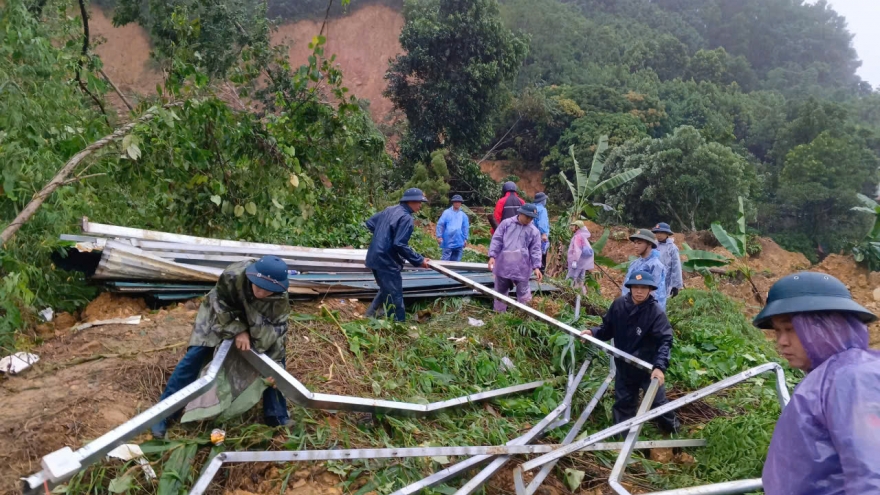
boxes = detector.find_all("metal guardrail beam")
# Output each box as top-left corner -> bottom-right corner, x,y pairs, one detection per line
427,262 -> 652,370
647,479 -> 763,495
520,362 -> 787,472
609,379 -> 661,495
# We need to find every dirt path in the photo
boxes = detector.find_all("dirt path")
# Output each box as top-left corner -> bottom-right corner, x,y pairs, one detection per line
0,304 -> 196,494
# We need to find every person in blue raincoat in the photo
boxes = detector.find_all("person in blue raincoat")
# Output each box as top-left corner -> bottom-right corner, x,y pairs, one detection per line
488,204 -> 544,312
435,195 -> 470,262
754,272 -> 880,494
622,229 -> 667,311
652,222 -> 683,299
534,192 -> 551,273
364,188 -> 430,321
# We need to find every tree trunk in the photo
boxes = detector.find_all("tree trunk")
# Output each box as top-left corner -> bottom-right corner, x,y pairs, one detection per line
0,105 -> 176,245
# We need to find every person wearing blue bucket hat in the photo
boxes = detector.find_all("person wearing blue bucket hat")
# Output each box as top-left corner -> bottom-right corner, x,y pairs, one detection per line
488,204 -> 543,312
652,222 -> 683,299
622,229 -> 668,311
582,270 -> 680,434
151,256 -> 292,438
435,194 -> 470,261
755,272 -> 880,494
363,188 -> 430,321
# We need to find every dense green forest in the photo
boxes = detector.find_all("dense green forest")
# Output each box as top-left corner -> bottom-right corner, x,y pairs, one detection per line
2,0 -> 880,337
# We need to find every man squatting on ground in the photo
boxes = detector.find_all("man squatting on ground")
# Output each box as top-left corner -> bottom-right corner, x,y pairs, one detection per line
435,194 -> 470,262
652,222 -> 683,299
582,270 -> 680,434
488,204 -> 544,312
152,255 -> 292,438
364,188 -> 430,322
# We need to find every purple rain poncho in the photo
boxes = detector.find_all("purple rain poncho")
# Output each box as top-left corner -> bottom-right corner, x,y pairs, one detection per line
567,227 -> 595,280
488,217 -> 542,281
762,312 -> 880,495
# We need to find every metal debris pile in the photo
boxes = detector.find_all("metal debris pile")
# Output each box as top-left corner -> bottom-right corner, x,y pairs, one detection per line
59,218 -> 555,301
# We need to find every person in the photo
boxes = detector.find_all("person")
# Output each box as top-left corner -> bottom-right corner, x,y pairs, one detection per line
755,272 -> 880,494
622,229 -> 668,311
491,181 -> 525,234
364,188 -> 430,321
651,222 -> 683,299
566,220 -> 594,294
582,271 -> 679,433
534,192 -> 551,272
488,204 -> 544,312
151,256 -> 292,438
435,194 -> 470,262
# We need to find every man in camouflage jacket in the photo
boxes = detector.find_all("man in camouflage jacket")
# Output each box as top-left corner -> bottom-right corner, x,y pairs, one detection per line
151,256 -> 291,438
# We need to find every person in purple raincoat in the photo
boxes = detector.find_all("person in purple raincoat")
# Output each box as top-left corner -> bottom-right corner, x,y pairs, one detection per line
566,220 -> 594,295
488,204 -> 543,312
754,272 -> 880,494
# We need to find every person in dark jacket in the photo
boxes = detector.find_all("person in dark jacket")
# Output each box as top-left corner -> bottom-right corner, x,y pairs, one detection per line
364,188 -> 430,321
491,181 -> 525,234
582,270 -> 680,433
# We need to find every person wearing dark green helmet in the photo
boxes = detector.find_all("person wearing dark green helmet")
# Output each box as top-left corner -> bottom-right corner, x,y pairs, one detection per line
755,272 -> 880,494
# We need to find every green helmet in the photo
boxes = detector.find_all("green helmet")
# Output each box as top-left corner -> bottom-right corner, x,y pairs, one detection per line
752,272 -> 876,329
629,228 -> 658,248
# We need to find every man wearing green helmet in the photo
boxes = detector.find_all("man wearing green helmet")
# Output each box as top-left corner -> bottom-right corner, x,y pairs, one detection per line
755,272 -> 880,493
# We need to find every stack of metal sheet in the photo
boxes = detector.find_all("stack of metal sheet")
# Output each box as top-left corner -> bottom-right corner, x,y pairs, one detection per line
61,218 -> 555,301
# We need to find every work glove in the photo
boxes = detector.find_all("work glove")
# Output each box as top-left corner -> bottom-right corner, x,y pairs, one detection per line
671,287 -> 680,298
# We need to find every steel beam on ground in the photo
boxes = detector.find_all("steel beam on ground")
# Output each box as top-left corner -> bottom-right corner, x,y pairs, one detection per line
518,361 -> 617,495
520,362 -> 789,472
239,350 -> 544,416
428,262 -> 652,370
451,360 -> 592,495
646,479 -> 763,495
23,341 -> 233,492
609,379 -> 660,495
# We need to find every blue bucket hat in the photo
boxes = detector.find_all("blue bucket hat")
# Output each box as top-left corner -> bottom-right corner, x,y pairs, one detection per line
752,272 -> 876,329
502,181 -> 518,193
246,255 -> 290,292
451,194 -> 464,203
534,192 -> 548,205
400,188 -> 428,203
651,222 -> 673,235
517,204 -> 539,219
624,270 -> 658,290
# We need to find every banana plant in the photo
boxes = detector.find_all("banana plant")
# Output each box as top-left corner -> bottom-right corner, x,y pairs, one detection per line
850,193 -> 880,270
706,196 -> 763,303
559,135 -> 643,220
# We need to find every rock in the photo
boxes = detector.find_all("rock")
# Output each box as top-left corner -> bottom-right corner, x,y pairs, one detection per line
869,272 -> 880,287
677,452 -> 696,465
54,312 -> 77,331
858,274 -> 868,288
35,324 -> 55,338
873,287 -> 880,302
293,470 -> 310,479
291,479 -> 307,489
649,448 -> 674,463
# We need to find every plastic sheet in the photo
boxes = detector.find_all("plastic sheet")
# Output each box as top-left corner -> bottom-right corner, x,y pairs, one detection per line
763,312 -> 880,494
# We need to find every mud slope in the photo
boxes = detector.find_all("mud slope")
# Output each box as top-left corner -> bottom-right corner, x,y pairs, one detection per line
88,5 -> 403,121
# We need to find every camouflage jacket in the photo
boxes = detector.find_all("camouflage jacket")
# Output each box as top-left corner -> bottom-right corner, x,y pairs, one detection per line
189,261 -> 289,361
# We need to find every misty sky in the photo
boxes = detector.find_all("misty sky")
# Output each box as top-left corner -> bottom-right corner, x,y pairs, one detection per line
818,0 -> 880,88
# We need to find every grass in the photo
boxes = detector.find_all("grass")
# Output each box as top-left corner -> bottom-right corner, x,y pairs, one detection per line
53,287 -> 798,495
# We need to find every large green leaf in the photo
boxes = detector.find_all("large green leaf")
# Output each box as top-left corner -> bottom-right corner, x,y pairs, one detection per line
559,170 -> 577,201
592,228 -> 610,254
587,135 -> 610,191
735,196 -> 747,254
856,193 -> 878,209
593,255 -> 618,268
569,145 -> 590,199
711,222 -> 744,258
680,248 -> 730,262
591,168 -> 643,197
851,207 -> 878,214
682,259 -> 730,272
158,443 -> 199,495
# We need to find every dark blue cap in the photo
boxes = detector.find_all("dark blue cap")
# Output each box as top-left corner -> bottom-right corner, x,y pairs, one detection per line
753,272 -> 876,329
451,195 -> 464,203
400,188 -> 428,203
517,204 -> 539,218
625,270 -> 658,290
651,222 -> 673,235
246,256 -> 289,292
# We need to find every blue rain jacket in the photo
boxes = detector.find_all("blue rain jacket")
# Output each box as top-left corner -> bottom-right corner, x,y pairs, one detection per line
436,207 -> 470,249
763,312 -> 880,495
656,238 -> 683,294
622,249 -> 667,310
365,204 -> 424,272
535,204 -> 551,254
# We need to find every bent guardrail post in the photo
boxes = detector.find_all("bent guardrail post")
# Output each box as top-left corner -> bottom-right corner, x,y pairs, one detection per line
427,262 -> 653,371
238,350 -> 545,416
23,340 -> 234,493
520,362 -> 785,472
608,379 -> 660,495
